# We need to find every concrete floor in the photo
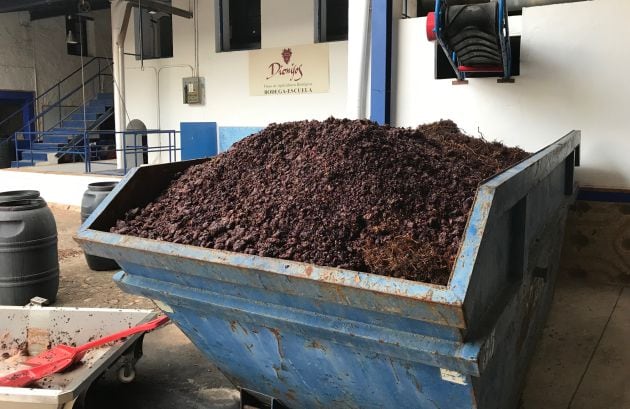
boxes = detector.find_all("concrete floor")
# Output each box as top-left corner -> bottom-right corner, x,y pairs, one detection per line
11,159 -> 122,176
49,206 -> 629,409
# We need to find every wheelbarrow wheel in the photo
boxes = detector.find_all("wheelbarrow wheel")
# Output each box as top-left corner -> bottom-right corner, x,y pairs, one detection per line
117,364 -> 136,383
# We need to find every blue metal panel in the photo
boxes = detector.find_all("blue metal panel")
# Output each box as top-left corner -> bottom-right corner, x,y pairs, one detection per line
370,0 -> 392,125
77,131 -> 582,408
0,90 -> 35,153
180,122 -> 218,160
218,126 -> 263,152
577,188 -> 630,203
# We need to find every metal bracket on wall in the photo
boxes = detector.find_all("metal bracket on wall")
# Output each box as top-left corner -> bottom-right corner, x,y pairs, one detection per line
240,388 -> 290,409
126,0 -> 193,18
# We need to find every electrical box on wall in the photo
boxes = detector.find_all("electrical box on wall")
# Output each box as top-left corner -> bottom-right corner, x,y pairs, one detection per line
183,77 -> 203,104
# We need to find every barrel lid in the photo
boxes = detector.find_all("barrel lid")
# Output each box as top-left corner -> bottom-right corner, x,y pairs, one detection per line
88,181 -> 118,192
0,190 -> 40,203
0,198 -> 47,211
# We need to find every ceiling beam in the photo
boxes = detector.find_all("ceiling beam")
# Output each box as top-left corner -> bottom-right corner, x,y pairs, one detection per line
0,0 -> 68,13
126,0 -> 193,19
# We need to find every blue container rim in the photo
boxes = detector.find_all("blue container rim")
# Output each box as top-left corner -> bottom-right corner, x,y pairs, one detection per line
76,131 -> 581,323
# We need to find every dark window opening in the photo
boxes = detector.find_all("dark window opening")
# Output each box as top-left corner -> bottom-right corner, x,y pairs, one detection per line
318,0 -> 348,42
220,0 -> 261,52
418,0 -> 434,17
402,0 -> 419,18
66,15 -> 88,56
134,1 -> 173,60
435,36 -> 521,79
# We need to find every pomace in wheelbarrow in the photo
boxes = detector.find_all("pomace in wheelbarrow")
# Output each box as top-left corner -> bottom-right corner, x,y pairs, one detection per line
111,118 -> 529,285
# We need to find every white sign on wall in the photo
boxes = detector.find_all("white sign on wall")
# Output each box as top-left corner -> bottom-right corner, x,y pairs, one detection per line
249,43 -> 330,96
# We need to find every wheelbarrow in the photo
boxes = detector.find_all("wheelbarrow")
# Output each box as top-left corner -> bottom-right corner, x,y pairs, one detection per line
0,303 -> 156,409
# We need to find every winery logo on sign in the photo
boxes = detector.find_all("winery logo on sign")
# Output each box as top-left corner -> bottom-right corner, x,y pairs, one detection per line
249,43 -> 329,96
266,48 -> 304,82
282,48 -> 292,64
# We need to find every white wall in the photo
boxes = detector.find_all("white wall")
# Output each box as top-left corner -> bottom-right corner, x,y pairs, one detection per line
394,0 -> 630,190
0,169 -> 119,207
115,0 -> 348,164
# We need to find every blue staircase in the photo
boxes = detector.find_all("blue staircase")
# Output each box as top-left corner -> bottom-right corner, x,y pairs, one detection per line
0,57 -> 114,168
12,93 -> 114,167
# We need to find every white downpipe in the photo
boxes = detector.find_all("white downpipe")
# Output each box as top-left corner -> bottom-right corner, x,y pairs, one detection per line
113,1 -> 132,169
347,0 -> 371,119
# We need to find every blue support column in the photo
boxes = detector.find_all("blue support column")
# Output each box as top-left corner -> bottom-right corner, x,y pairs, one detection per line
370,0 -> 392,125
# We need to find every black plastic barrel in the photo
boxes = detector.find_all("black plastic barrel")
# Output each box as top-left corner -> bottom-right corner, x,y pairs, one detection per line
0,190 -> 40,203
0,198 -> 59,305
81,181 -> 120,271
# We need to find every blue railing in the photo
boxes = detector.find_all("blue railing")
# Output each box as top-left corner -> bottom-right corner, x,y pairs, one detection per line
14,129 -> 180,175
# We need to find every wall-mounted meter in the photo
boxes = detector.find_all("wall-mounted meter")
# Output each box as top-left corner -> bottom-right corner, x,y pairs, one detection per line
183,77 -> 203,104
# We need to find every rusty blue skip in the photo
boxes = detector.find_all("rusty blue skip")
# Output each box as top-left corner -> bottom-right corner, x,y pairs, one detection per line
76,131 -> 580,409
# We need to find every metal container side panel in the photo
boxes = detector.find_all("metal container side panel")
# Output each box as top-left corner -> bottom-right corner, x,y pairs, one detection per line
114,260 -> 463,342
79,231 -> 467,331
115,272 -> 480,409
113,267 -> 480,375
456,131 -> 580,337
473,198 -> 571,409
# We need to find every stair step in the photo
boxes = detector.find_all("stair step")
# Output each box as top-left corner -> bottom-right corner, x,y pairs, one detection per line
96,92 -> 114,101
22,151 -> 52,162
86,102 -> 108,110
43,135 -> 72,144
61,120 -> 94,128
31,143 -> 65,150
84,107 -> 107,115
11,160 -> 46,168
46,128 -> 82,134
69,112 -> 99,121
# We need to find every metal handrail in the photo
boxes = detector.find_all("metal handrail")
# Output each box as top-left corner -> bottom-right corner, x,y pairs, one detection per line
56,106 -> 115,161
0,57 -> 112,136
44,70 -> 114,134
6,58 -> 114,162
14,129 -> 180,175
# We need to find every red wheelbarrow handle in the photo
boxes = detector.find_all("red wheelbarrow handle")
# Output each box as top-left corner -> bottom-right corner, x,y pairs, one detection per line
0,315 -> 170,388
76,315 -> 170,353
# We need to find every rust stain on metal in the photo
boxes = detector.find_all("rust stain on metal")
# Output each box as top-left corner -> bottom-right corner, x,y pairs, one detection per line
266,327 -> 285,358
307,340 -> 326,351
229,320 -> 249,335
408,371 -> 423,394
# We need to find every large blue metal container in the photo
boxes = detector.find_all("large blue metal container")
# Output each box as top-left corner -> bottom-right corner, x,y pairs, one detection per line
76,131 -> 580,409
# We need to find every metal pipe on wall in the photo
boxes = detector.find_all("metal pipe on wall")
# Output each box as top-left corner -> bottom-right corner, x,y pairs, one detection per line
113,1 -> 133,169
346,0 -> 371,119
370,0 -> 393,125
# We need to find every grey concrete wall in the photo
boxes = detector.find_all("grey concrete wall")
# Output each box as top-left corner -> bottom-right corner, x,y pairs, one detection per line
0,10 -> 112,129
